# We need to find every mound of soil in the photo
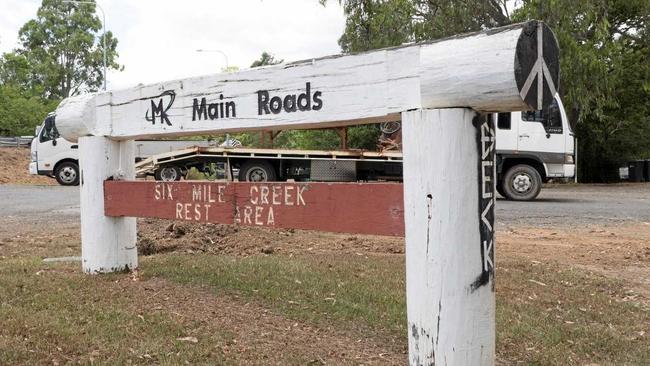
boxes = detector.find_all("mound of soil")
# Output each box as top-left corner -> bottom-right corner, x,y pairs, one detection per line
137,218 -> 405,257
0,147 -> 55,185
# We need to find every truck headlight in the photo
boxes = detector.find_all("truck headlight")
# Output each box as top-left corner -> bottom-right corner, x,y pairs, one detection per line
31,151 -> 37,162
564,154 -> 574,164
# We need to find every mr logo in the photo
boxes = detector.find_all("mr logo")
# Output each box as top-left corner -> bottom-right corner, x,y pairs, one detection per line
145,90 -> 176,126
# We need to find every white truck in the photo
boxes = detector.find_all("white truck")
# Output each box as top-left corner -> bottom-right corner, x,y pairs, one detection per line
135,95 -> 575,201
493,95 -> 575,200
29,113 -> 216,186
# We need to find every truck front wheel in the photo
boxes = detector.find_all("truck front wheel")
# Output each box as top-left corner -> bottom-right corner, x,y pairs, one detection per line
502,164 -> 542,201
240,160 -> 277,182
54,161 -> 79,186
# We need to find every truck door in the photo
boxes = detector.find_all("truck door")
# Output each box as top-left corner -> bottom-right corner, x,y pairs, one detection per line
517,98 -> 565,156
36,116 -> 60,173
494,112 -> 518,152
37,116 -> 77,174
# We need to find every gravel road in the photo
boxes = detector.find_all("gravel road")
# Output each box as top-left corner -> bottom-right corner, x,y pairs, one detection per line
0,183 -> 648,227
0,185 -> 79,217
497,183 -> 650,227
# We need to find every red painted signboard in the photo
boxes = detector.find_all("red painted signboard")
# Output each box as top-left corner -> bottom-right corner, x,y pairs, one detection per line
104,181 -> 405,236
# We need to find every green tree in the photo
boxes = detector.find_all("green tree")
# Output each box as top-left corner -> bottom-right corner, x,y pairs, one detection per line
250,52 -> 283,68
334,0 -> 414,52
321,0 -> 510,52
0,84 -> 59,136
11,0 -> 122,99
0,53 -> 34,92
0,0 -> 123,136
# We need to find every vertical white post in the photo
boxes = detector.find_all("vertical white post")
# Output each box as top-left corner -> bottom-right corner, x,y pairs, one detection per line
79,136 -> 137,273
402,109 -> 496,365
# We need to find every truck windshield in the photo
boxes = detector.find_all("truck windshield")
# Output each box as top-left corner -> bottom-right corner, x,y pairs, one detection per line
40,116 -> 60,142
522,98 -> 563,134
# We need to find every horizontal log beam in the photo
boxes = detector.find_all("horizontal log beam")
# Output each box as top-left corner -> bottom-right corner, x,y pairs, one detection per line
104,181 -> 405,236
58,21 -> 558,141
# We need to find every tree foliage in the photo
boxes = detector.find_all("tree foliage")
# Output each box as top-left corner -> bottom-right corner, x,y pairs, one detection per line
250,52 -> 283,68
0,84 -> 59,136
5,0 -> 121,99
0,0 -> 121,136
322,0 -> 510,52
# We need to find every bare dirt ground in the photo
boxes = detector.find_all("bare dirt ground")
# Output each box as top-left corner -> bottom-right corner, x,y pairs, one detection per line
136,219 -> 405,257
139,219 -> 650,302
499,224 -> 650,300
3,216 -> 647,307
0,147 -> 55,185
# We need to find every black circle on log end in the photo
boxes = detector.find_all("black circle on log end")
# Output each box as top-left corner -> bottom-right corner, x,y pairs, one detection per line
514,21 -> 560,110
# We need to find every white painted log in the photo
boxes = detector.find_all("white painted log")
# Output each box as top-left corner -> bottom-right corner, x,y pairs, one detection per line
79,136 -> 137,273
57,21 -> 558,141
402,109 -> 496,365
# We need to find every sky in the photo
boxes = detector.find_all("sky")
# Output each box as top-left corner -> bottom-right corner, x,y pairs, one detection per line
0,0 -> 346,89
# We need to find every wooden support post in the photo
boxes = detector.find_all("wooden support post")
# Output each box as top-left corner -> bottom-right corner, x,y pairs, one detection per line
336,127 -> 348,149
79,136 -> 137,273
402,109 -> 496,365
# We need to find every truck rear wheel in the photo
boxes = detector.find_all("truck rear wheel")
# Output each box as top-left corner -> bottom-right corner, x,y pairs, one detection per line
240,160 -> 277,182
54,161 -> 79,186
502,164 -> 542,201
155,166 -> 182,181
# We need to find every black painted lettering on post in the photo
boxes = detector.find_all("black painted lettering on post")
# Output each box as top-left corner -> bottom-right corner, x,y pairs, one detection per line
257,82 -> 322,115
226,101 -> 236,118
192,98 -> 208,121
208,103 -> 218,119
270,97 -> 283,114
283,95 -> 297,112
257,91 -> 270,115
471,114 -> 496,292
298,82 -> 311,111
192,95 -> 237,121
312,91 -> 323,111
145,90 -> 176,126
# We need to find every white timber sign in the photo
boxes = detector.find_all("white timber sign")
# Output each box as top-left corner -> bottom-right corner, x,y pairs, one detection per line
56,21 -> 560,366
57,21 -> 558,141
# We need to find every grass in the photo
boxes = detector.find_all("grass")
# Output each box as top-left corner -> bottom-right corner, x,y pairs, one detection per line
0,257 -> 233,365
1,251 -> 648,364
143,253 -> 407,335
143,253 -> 650,365
497,260 -> 649,365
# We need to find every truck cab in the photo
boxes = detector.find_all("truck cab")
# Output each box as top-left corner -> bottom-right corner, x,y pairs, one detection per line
495,96 -> 575,200
29,114 -> 80,186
